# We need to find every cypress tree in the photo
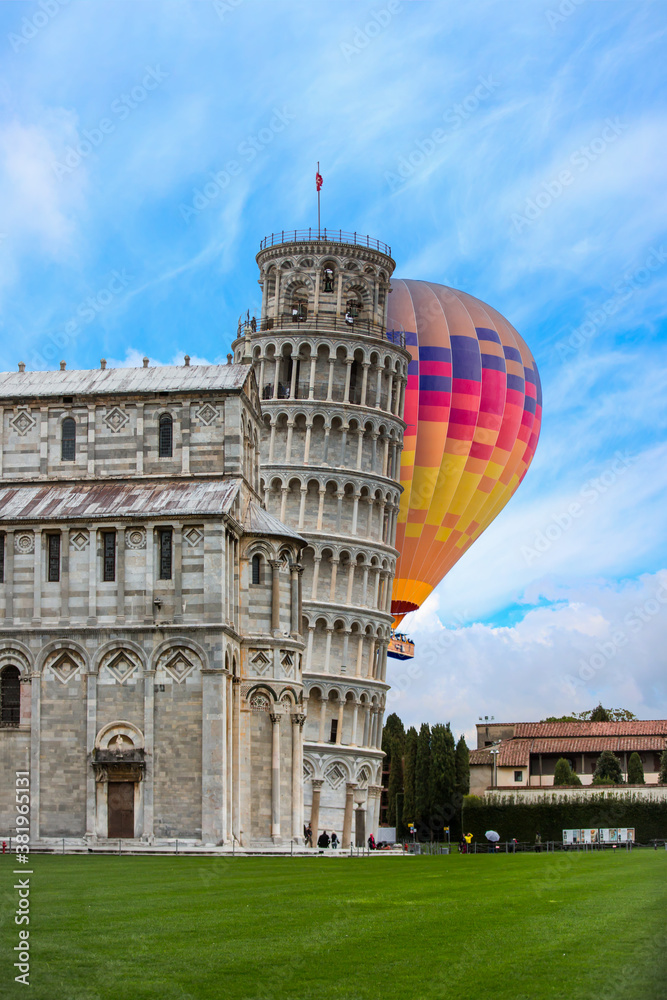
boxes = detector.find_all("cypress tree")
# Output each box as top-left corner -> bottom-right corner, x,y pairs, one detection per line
381,712 -> 405,757
415,723 -> 431,834
627,752 -> 645,785
386,735 -> 404,828
554,758 -> 579,785
592,750 -> 623,785
429,724 -> 448,836
402,726 -> 418,831
660,750 -> 667,784
455,735 -> 470,796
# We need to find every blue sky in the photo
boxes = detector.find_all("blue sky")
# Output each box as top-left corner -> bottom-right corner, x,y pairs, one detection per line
1,0 -> 666,736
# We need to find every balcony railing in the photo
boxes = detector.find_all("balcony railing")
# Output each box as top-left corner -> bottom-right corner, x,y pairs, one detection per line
238,313 -> 406,347
259,229 -> 392,256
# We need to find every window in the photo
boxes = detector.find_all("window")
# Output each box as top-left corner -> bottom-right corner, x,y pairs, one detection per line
61,417 -> 76,461
514,770 -> 523,782
0,666 -> 20,725
329,718 -> 338,743
251,554 -> 262,585
47,534 -> 60,582
159,529 -> 172,580
159,414 -> 173,458
0,534 -> 4,583
102,531 -> 116,582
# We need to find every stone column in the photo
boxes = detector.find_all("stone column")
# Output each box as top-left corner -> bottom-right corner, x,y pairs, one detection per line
201,669 -> 225,845
174,524 -> 183,623
232,677 -> 241,844
290,564 -> 300,636
308,357 -> 317,400
342,782 -> 357,848
87,404 -> 96,476
285,418 -> 294,461
351,700 -> 360,745
143,668 -> 155,840
136,403 -> 144,475
326,359 -> 335,402
31,529 -> 42,625
360,363 -> 370,407
318,696 -> 327,742
291,713 -> 306,842
144,524 -> 154,623
335,697 -> 345,744
270,713 -> 281,842
310,778 -> 323,844
59,527 -> 69,624
85,671 -> 97,839
271,559 -> 281,633
4,530 -> 14,624
306,626 -> 315,671
29,667 -> 41,840
344,359 -> 353,403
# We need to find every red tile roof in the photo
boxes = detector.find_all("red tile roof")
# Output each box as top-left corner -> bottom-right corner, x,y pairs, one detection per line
513,720 -> 667,738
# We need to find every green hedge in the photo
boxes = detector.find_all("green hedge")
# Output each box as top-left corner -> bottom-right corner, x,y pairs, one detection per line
462,794 -> 667,842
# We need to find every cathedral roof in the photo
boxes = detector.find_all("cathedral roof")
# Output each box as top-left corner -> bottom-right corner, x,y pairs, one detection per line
0,363 -> 251,400
242,499 -> 305,543
0,479 -> 243,521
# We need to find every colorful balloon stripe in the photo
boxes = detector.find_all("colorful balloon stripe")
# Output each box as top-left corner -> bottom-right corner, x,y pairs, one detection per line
387,279 -> 542,623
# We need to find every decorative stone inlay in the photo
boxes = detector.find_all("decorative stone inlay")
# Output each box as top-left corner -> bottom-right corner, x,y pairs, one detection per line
103,406 -> 129,433
10,409 -> 36,436
159,648 -> 197,684
71,530 -> 89,551
303,760 -> 314,782
195,403 -> 218,425
15,533 -> 34,554
44,648 -> 85,684
183,526 -> 204,548
99,650 -> 140,685
324,762 -> 346,790
280,650 -> 295,678
250,693 -> 271,711
357,766 -> 371,789
126,528 -> 146,549
250,650 -> 271,677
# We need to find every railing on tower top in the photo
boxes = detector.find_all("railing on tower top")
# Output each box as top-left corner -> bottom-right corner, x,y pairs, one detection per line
259,229 -> 392,256
236,313 -> 406,348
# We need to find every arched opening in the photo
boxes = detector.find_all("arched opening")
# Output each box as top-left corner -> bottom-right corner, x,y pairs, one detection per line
0,666 -> 20,725
251,553 -> 263,585
61,417 -> 76,461
159,414 -> 173,458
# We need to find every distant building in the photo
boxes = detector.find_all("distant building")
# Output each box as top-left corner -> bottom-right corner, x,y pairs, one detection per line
469,719 -> 667,793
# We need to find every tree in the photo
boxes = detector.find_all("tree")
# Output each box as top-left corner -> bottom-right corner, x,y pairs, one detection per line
414,723 -> 431,832
589,704 -> 611,722
553,758 -> 581,786
429,724 -> 456,839
381,712 -> 405,757
592,750 -> 624,785
660,750 -> 667,784
386,735 -> 404,828
402,726 -> 418,830
627,752 -> 645,785
455,735 -> 470,796
575,706 -> 637,722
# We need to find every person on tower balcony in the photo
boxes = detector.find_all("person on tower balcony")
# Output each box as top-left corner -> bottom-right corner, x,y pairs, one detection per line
345,310 -> 354,326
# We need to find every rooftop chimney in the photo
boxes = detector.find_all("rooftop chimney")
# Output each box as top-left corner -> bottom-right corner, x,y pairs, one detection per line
227,353 -> 233,365
184,355 -> 190,367
60,360 -> 66,370
18,362 -> 25,373
100,359 -> 107,370
143,357 -> 149,368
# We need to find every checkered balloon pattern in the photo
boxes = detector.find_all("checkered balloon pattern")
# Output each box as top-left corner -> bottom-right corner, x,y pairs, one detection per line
387,279 -> 542,624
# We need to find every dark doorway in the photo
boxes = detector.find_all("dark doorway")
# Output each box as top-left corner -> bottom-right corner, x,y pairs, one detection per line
108,782 -> 135,838
355,809 -> 366,847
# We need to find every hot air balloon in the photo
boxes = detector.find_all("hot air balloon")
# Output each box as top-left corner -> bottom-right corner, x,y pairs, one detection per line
387,279 -> 542,626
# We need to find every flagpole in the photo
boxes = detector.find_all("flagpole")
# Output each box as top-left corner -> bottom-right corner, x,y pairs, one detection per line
317,161 -> 321,236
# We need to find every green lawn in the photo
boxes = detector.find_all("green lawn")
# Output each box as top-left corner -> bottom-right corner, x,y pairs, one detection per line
1,851 -> 666,1000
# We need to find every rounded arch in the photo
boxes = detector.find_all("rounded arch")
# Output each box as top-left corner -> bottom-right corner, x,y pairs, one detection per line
150,636 -> 208,672
92,639 -> 146,675
37,639 -> 88,673
95,720 -> 144,750
0,641 -> 32,677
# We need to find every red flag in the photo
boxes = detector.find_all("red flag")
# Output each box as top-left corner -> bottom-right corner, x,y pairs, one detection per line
316,171 -> 323,192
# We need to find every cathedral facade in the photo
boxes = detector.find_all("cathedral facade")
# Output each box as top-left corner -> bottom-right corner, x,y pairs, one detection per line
0,232 -> 408,847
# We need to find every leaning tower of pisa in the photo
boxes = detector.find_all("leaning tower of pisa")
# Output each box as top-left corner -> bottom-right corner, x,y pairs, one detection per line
233,229 -> 409,846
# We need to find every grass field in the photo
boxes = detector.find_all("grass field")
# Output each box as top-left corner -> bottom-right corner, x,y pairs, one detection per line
1,851 -> 666,1000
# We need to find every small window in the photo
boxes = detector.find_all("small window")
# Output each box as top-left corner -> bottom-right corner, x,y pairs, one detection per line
0,666 -> 20,725
159,529 -> 172,580
102,531 -> 116,582
47,535 -> 60,582
61,417 -> 76,461
514,770 -> 523,782
329,718 -> 338,743
159,414 -> 173,458
251,554 -> 262,585
0,534 -> 4,583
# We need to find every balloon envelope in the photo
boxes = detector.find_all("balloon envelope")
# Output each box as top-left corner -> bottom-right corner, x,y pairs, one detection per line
387,279 -> 542,623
